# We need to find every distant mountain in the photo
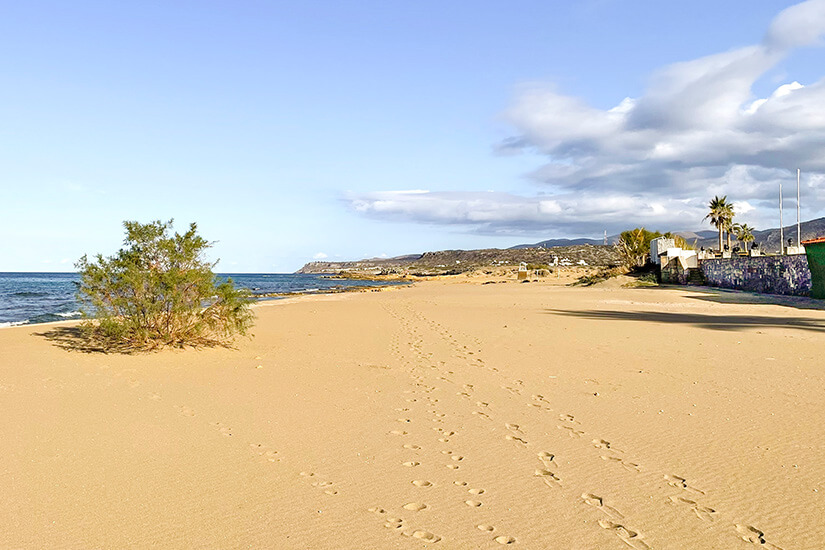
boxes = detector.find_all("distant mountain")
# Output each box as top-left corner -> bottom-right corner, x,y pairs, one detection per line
512,218 -> 825,253
688,217 -> 825,252
510,237 -> 613,249
674,230 -> 717,241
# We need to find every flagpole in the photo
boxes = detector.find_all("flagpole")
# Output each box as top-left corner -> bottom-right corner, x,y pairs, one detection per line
779,183 -> 784,255
797,168 -> 801,248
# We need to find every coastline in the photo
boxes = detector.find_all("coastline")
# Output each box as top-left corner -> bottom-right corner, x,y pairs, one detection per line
2,276 -> 823,548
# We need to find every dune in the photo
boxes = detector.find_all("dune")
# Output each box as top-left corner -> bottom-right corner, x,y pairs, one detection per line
1,278 -> 823,548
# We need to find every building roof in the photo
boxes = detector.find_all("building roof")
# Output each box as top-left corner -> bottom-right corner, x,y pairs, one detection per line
801,237 -> 825,245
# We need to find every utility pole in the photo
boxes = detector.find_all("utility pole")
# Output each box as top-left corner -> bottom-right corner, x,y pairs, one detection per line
779,183 -> 784,255
797,168 -> 801,248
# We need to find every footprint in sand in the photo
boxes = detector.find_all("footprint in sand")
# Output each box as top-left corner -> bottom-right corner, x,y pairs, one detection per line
406,530 -> 441,542
668,496 -> 716,522
300,472 -> 337,494
174,405 -> 195,417
600,455 -> 640,472
598,519 -> 650,549
210,421 -> 232,437
558,425 -> 584,437
412,480 -> 433,487
403,461 -> 420,467
403,502 -> 428,511
249,443 -> 279,463
465,500 -> 483,507
494,535 -> 517,544
477,524 -> 495,532
505,423 -> 523,433
403,444 -> 421,450
664,474 -> 704,495
535,468 -> 561,486
389,430 -> 409,436
592,439 -> 612,449
734,524 -> 784,549
581,493 -> 624,519
505,434 -> 528,445
472,411 -> 491,420
468,488 -> 485,495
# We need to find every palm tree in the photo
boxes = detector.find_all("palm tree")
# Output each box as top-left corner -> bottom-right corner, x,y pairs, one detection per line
734,223 -> 755,253
704,196 -> 734,252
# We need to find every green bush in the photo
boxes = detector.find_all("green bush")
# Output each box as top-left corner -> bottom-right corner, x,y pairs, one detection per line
76,220 -> 253,349
616,228 -> 662,268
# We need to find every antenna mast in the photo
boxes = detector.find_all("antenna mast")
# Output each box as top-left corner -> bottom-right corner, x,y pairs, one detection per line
797,168 -> 801,248
779,183 -> 784,255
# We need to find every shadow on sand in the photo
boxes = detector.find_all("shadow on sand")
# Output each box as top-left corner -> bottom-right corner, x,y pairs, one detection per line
34,326 -> 141,354
35,326 -> 237,354
650,285 -> 825,312
546,307 -> 825,334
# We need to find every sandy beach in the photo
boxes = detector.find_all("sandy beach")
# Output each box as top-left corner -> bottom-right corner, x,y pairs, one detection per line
2,277 -> 824,549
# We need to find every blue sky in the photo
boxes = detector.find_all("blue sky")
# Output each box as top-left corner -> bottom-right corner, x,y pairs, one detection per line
2,1 -> 824,272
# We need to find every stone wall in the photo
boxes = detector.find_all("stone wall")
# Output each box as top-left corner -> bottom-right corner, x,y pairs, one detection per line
700,255 -> 811,296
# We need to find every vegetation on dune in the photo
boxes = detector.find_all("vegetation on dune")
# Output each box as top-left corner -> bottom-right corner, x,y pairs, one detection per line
76,220 -> 253,350
571,267 -> 626,286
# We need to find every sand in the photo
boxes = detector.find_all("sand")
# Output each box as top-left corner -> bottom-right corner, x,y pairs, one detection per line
1,277 -> 824,549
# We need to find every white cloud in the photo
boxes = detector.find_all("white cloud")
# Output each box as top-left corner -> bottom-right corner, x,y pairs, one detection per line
313,252 -> 328,259
348,0 -> 825,237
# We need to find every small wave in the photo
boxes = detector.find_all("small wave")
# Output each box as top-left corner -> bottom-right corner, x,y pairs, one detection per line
0,320 -> 27,328
11,291 -> 49,298
56,311 -> 82,318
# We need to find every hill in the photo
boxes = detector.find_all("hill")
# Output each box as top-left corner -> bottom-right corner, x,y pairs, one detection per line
297,245 -> 621,276
510,237 -> 610,249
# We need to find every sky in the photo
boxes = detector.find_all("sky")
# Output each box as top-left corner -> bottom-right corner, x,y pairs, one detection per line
2,0 -> 825,272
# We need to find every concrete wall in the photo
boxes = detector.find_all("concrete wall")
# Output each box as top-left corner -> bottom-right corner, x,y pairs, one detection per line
700,255 -> 811,296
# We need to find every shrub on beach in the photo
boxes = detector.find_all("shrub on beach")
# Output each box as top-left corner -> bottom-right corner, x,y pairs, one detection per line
76,220 -> 253,349
616,228 -> 660,268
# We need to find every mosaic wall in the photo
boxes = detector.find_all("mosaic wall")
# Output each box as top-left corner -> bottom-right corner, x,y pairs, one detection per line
700,255 -> 812,296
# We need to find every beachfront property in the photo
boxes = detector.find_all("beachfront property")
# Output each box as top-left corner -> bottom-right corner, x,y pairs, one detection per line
651,235 -> 825,297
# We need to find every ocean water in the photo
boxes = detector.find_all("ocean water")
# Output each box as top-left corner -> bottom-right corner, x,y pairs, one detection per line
0,272 -> 404,327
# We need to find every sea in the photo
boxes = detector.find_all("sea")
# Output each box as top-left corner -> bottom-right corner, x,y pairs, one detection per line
0,272 -> 405,327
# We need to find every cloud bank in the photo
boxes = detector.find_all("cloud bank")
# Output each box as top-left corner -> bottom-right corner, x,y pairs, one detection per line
349,0 -> 825,236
